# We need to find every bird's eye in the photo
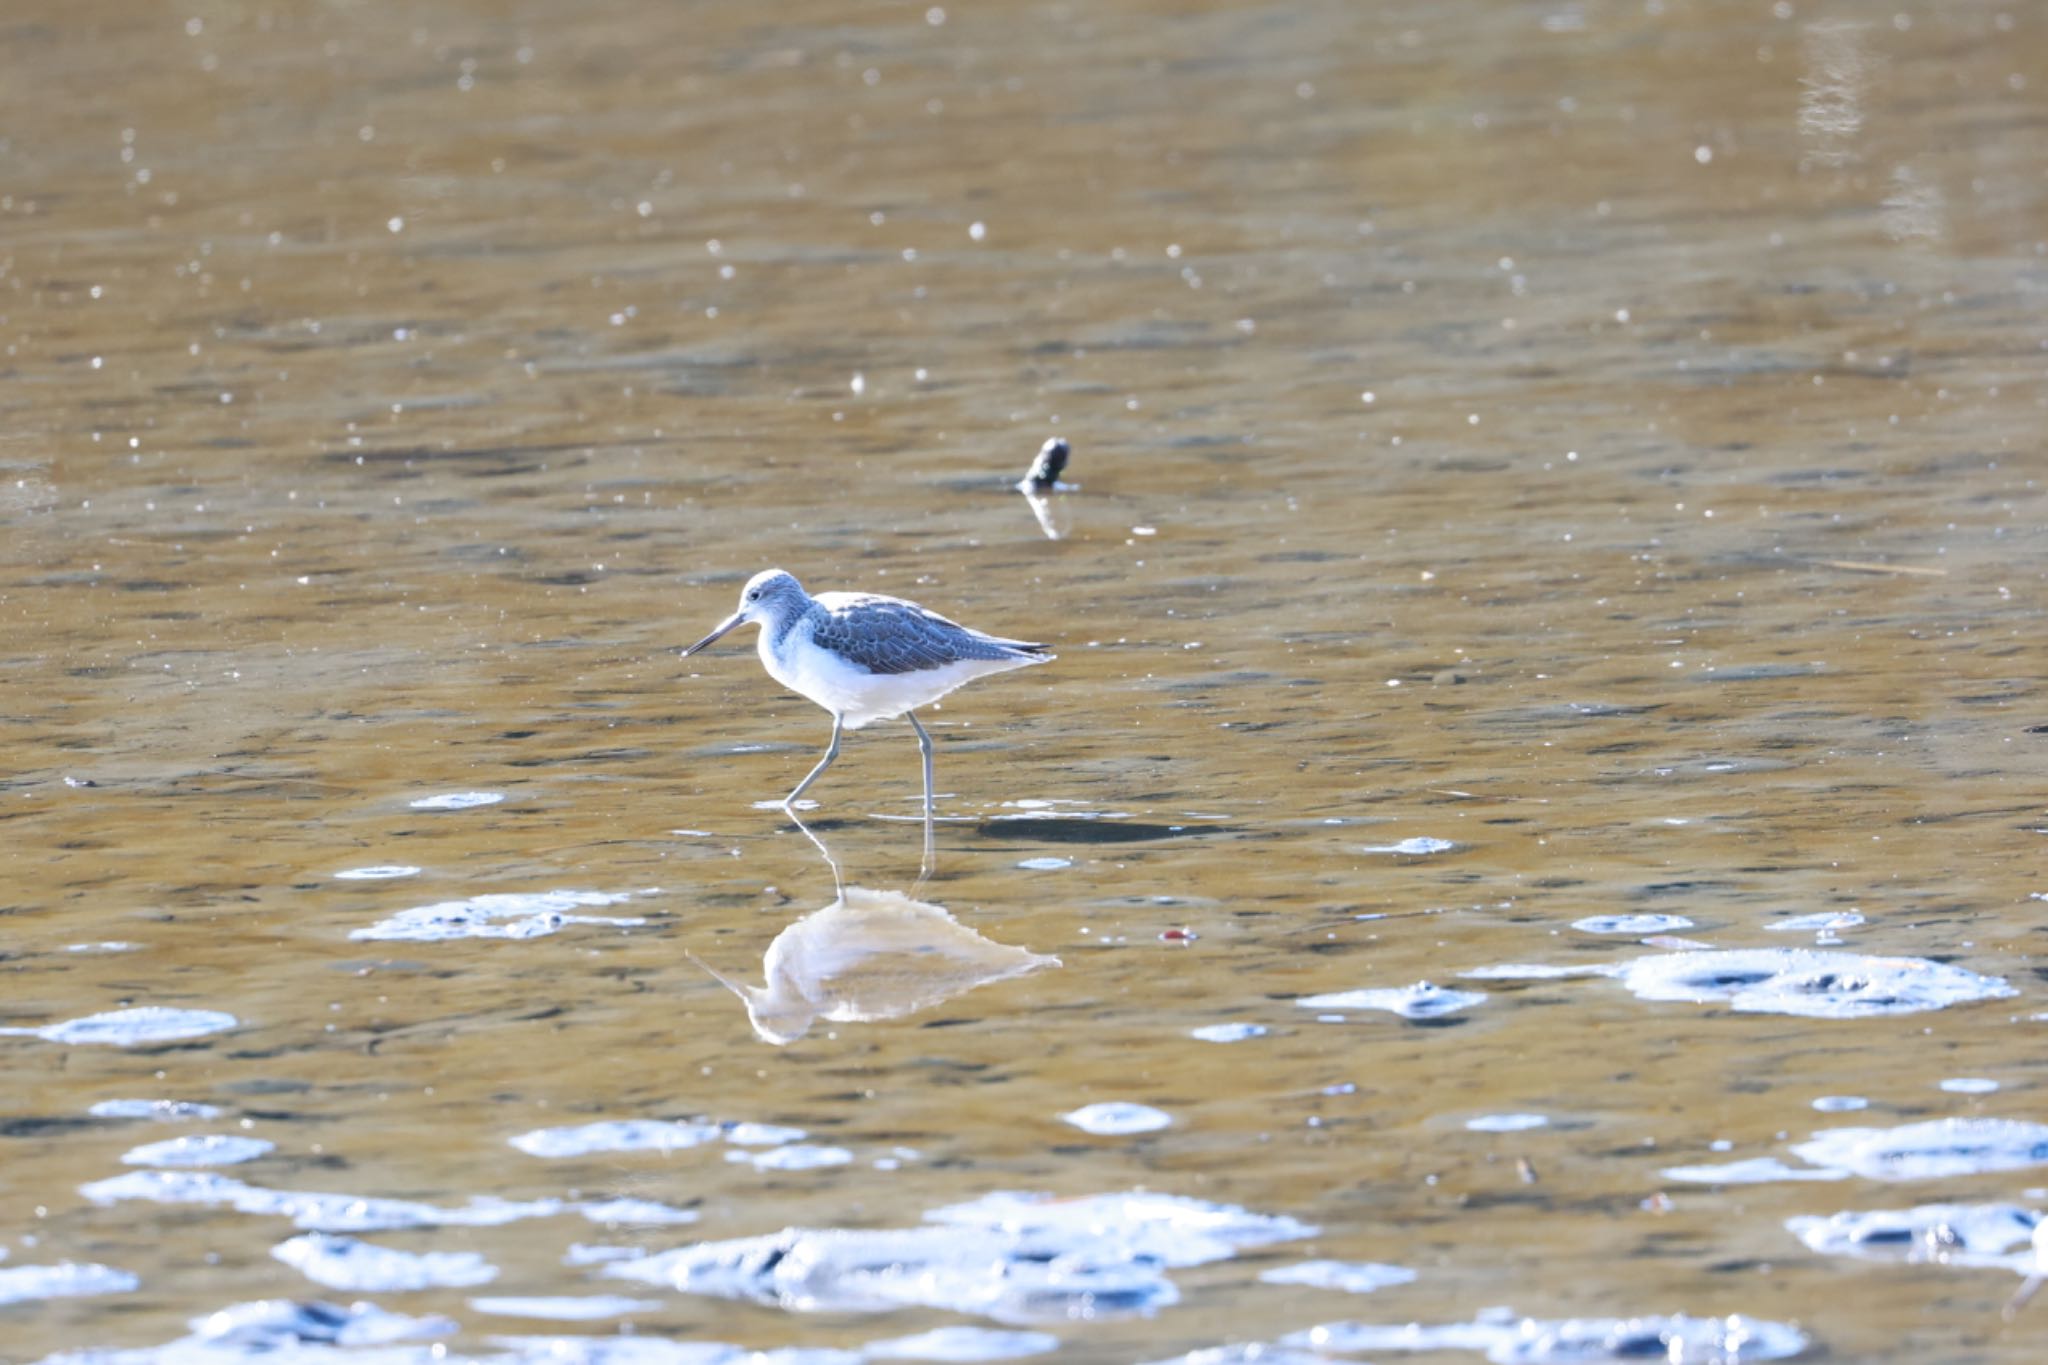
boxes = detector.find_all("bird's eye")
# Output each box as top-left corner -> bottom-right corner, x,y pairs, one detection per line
746,588 -> 760,601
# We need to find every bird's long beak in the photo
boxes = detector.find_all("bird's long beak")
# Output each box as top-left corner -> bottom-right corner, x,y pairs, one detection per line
680,611 -> 745,657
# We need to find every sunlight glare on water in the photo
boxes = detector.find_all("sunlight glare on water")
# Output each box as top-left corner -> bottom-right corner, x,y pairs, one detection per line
1,0 -> 2045,1360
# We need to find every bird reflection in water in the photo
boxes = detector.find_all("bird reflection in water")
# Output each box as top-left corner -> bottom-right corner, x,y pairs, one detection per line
691,818 -> 1060,1045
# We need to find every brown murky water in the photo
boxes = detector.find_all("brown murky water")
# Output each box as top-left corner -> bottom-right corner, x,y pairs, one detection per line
4,0 -> 2047,1360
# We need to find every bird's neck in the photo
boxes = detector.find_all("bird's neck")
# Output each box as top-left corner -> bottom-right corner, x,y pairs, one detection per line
762,602 -> 814,659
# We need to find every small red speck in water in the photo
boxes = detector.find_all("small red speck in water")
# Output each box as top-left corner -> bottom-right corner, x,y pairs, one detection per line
1160,928 -> 1197,942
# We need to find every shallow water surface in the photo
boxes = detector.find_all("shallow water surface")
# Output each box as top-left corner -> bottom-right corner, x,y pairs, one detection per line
3,0 -> 2047,1361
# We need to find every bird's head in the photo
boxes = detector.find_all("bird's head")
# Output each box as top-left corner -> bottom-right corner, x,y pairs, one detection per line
680,568 -> 808,656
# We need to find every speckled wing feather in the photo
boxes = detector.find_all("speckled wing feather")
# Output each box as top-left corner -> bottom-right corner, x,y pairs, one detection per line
810,595 -> 1046,676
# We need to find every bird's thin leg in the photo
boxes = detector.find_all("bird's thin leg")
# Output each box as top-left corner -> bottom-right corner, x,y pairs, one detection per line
907,711 -> 936,823
785,713 -> 844,808
908,710 -> 936,881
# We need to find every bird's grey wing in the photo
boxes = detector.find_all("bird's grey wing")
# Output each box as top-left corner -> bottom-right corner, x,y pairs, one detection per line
812,599 -> 1034,675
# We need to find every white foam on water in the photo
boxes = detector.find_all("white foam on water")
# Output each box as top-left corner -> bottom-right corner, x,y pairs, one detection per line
1786,1202 -> 2038,1271
1297,982 -> 1486,1019
89,1098 -> 224,1121
604,1190 -> 1312,1326
38,1297 -> 457,1358
353,889 -> 646,943
1061,1102 -> 1172,1135
726,1143 -> 854,1171
929,1190 -> 1315,1262
1,1006 -> 238,1047
333,864 -> 423,880
0,1261 -> 138,1306
488,1340 -> 857,1364
1570,914 -> 1693,935
1462,948 -> 2013,1021
1812,1095 -> 1869,1112
1613,948 -> 2015,1018
122,1134 -> 273,1167
63,941 -> 138,953
722,1122 -> 806,1146
1940,1077 -> 2000,1094
1137,1348 -> 1335,1365
470,1294 -> 663,1320
990,805 -> 1133,822
1765,911 -> 1865,933
862,1326 -> 1061,1360
1016,857 -> 1072,871
510,1119 -> 722,1157
1659,1157 -> 1850,1184
1792,1117 -> 2048,1180
1257,1259 -> 1418,1293
581,1197 -> 700,1226
1285,1311 -> 1807,1363
1465,1114 -> 1549,1133
80,1168 -> 564,1232
408,791 -> 505,810
1361,837 -> 1457,855
272,1231 -> 497,1291
1190,1022 -> 1268,1043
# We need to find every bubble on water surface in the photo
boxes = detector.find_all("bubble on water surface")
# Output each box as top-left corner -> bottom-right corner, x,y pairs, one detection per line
1016,857 -> 1072,870
1257,1260 -> 1418,1293
864,1325 -> 1060,1360
1361,837 -> 1458,855
510,1119 -> 722,1158
407,791 -> 504,810
80,1168 -> 564,1232
1061,1102 -> 1172,1135
469,1294 -> 665,1321
1614,948 -> 2014,1018
727,1143 -> 854,1171
0,1260 -> 138,1306
1191,1022 -> 1267,1042
1940,1077 -> 2000,1094
272,1231 -> 497,1291
1659,1157 -> 1850,1184
352,889 -> 646,942
1792,1117 -> 2048,1181
0,1006 -> 238,1047
1812,1095 -> 1868,1112
1571,914 -> 1693,935
1297,982 -> 1486,1020
604,1190 -> 1312,1325
1465,1114 -> 1549,1133
333,864 -> 422,880
90,1098 -> 224,1121
1786,1201 -> 2037,1270
122,1134 -> 273,1167
1284,1310 -> 1807,1362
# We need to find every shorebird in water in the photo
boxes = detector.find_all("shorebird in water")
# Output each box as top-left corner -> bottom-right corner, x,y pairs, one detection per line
680,569 -> 1052,821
